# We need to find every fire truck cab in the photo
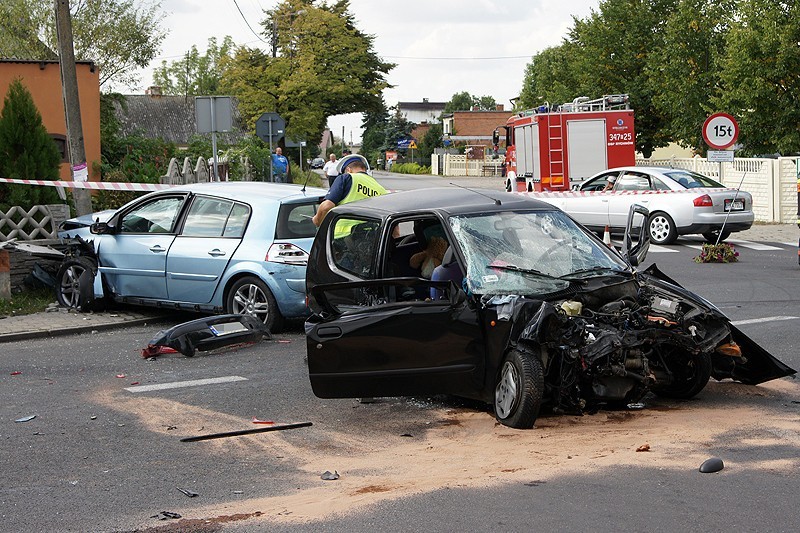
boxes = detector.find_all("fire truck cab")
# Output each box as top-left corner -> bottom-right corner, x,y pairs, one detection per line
501,95 -> 636,192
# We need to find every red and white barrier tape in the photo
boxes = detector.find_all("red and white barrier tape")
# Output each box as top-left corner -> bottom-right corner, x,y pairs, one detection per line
0,177 -> 172,191
512,187 -> 738,198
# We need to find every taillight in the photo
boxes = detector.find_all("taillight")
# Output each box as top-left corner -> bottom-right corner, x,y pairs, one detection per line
266,243 -> 309,265
693,194 -> 713,207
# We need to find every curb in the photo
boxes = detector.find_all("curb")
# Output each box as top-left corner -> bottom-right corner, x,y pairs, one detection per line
0,314 -> 164,344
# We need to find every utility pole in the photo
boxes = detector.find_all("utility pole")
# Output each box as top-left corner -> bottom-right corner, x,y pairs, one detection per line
55,0 -> 92,216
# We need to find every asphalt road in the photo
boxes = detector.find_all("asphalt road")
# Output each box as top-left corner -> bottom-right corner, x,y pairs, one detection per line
2,174 -> 799,532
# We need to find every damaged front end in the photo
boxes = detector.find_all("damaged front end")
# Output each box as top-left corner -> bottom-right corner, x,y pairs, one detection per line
501,267 -> 795,416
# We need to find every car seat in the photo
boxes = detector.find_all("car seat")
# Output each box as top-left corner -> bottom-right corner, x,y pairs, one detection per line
430,246 -> 464,300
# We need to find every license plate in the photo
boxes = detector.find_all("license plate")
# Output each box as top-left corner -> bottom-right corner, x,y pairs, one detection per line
724,198 -> 744,212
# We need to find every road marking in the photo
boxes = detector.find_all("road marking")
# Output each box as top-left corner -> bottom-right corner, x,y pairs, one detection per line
726,239 -> 783,251
125,375 -> 248,393
611,241 -> 678,252
731,316 -> 800,326
782,242 -> 797,247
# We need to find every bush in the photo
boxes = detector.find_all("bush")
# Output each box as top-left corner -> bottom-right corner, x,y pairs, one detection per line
390,162 -> 431,175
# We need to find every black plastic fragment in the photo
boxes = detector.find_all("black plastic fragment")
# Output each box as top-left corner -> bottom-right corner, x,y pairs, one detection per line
144,314 -> 271,357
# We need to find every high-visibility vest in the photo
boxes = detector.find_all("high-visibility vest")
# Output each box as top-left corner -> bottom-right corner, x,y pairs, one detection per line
333,173 -> 387,239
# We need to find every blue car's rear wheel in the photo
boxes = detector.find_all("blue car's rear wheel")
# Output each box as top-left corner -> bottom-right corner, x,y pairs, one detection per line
226,276 -> 283,333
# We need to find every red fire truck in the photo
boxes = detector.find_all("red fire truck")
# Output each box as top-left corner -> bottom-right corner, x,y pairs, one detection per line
499,94 -> 636,192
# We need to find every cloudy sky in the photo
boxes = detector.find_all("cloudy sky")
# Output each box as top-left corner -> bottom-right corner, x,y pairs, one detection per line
147,0 -> 600,141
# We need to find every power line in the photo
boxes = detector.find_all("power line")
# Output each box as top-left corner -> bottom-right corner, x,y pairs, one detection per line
232,0 -> 270,45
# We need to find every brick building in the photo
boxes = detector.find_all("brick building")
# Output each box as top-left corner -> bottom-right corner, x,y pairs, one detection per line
442,106 -> 514,150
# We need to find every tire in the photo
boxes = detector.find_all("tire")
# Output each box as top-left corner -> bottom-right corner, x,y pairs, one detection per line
55,257 -> 97,310
702,229 -> 731,244
494,349 -> 544,429
653,351 -> 712,399
226,276 -> 283,333
648,212 -> 677,245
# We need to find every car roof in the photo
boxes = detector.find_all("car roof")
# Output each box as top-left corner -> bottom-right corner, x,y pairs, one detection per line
167,181 -> 327,203
332,187 -> 557,218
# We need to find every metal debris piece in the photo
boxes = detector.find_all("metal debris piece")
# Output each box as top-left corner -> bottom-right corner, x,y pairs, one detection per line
251,417 -> 275,425
699,457 -> 724,473
321,470 -> 340,480
15,415 -> 36,423
180,421 -> 312,442
627,402 -> 646,410
177,487 -> 198,498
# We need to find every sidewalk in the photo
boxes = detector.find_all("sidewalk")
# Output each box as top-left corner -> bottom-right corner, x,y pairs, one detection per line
0,307 -> 160,343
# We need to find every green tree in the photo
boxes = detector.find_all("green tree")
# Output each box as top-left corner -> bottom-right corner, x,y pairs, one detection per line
518,43 -> 582,110
360,99 -> 389,166
716,1 -> 800,155
0,0 -> 167,89
221,0 -> 393,146
0,79 -> 61,209
383,107 -> 414,157
649,0 -> 734,153
444,92 -> 497,113
418,122 -> 443,162
152,36 -> 236,96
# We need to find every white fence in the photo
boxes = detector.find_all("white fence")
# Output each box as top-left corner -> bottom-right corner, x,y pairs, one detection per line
437,153 -> 799,223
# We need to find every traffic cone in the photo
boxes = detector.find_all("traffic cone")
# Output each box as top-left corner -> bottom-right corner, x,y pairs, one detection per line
603,225 -> 612,246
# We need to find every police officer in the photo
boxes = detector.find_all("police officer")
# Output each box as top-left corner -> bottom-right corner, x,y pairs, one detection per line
312,154 -> 386,226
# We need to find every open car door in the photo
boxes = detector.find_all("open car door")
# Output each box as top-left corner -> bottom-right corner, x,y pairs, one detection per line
306,278 -> 484,400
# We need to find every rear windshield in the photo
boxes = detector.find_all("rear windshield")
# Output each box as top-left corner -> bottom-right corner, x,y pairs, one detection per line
665,170 -> 723,188
276,201 -> 320,239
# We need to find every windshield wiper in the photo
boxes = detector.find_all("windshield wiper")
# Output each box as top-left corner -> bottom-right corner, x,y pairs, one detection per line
487,264 -> 566,282
558,266 -> 628,281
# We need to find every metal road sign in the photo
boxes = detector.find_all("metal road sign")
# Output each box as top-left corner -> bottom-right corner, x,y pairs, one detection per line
256,112 -> 286,143
703,113 -> 739,150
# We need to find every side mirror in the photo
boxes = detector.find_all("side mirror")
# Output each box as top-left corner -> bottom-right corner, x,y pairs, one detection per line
623,204 -> 650,266
90,221 -> 112,235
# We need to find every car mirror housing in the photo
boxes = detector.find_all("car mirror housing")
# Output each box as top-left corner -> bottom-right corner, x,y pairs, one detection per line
90,221 -> 112,235
623,203 -> 650,267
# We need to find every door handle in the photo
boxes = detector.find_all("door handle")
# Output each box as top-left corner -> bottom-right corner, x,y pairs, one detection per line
149,245 -> 165,253
317,326 -> 342,339
208,249 -> 226,257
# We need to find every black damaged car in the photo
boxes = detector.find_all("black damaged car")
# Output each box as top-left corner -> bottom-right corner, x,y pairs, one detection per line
304,188 -> 795,429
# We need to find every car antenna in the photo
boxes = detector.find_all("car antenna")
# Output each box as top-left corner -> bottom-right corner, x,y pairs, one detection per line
301,167 -> 313,193
449,183 -> 502,205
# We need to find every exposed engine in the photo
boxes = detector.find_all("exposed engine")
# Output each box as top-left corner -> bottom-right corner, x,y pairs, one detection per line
533,280 -> 736,414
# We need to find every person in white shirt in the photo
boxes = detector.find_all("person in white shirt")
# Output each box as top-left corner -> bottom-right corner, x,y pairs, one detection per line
322,153 -> 339,187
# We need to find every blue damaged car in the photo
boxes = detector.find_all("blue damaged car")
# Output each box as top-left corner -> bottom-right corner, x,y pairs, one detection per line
56,182 -> 325,332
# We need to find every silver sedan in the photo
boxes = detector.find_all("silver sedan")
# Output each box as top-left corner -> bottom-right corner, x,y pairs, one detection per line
537,166 -> 754,244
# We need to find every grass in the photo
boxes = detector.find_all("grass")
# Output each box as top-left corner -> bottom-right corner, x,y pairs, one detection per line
0,287 -> 56,317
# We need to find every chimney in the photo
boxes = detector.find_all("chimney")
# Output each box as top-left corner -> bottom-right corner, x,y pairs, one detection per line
146,86 -> 162,97
495,104 -> 504,111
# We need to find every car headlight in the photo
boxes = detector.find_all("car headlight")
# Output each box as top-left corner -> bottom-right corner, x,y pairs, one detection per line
266,243 -> 309,265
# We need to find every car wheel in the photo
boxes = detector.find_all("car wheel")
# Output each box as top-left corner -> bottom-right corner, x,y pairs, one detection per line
653,351 -> 711,399
494,349 -> 544,429
56,257 -> 97,310
702,229 -> 731,244
648,212 -> 677,245
226,276 -> 283,332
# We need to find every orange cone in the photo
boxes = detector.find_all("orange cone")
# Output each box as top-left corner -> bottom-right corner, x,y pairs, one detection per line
603,225 -> 612,246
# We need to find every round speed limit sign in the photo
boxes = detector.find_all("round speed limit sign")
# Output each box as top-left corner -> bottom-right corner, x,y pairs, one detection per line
702,113 -> 739,150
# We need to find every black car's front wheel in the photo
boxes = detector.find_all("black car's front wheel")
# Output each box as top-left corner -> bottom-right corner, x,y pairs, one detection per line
226,276 -> 283,333
494,349 -> 544,429
653,351 -> 712,399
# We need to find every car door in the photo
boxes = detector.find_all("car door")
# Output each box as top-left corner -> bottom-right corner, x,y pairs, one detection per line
306,213 -> 484,400
608,170 -> 655,228
165,196 -> 249,303
96,194 -> 187,299
566,171 -> 620,229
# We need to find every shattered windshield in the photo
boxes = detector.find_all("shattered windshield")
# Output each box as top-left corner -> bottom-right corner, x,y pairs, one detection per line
449,210 -> 628,295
